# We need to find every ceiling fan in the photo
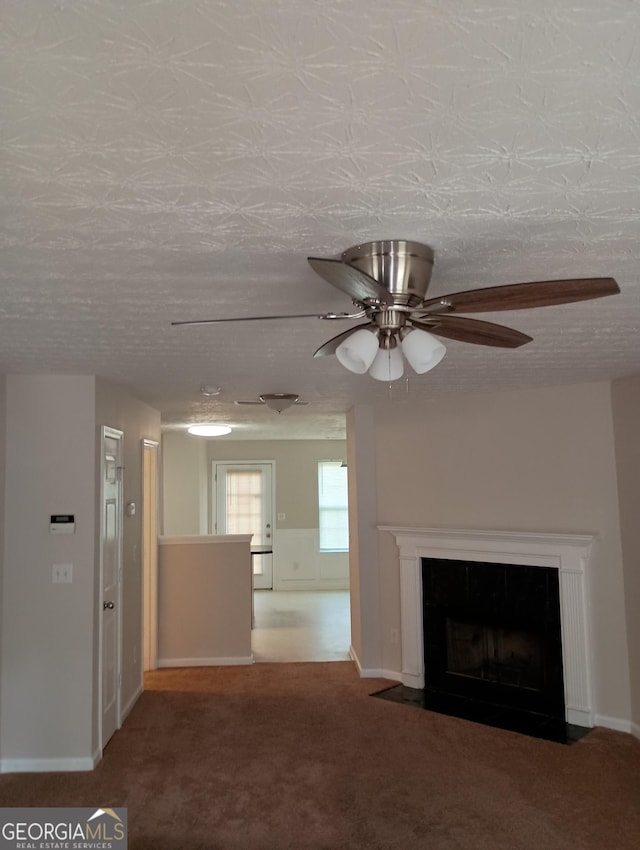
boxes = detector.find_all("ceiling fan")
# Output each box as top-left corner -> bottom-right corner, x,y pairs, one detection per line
172,240 -> 620,381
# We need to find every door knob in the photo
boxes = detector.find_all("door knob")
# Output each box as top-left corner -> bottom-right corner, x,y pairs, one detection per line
103,601 -> 114,610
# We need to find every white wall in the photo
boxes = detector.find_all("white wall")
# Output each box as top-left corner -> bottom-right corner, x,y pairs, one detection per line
162,431 -> 208,535
611,373 -> 640,735
346,405 -> 381,671
0,375 -> 161,771
1,375 -> 97,770
350,382 -> 632,729
157,536 -> 252,666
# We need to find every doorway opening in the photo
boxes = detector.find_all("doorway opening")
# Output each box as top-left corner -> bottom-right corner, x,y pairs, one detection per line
211,458 -> 351,662
143,439 -> 159,672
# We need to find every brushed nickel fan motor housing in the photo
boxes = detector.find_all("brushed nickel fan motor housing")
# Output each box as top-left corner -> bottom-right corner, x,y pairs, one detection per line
342,240 -> 434,308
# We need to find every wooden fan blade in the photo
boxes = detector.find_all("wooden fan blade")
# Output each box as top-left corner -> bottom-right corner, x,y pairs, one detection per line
171,313 -> 327,326
308,257 -> 395,306
420,277 -> 620,314
313,323 -> 374,358
411,315 -> 532,348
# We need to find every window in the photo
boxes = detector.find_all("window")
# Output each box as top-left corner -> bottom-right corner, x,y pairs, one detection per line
318,461 -> 349,552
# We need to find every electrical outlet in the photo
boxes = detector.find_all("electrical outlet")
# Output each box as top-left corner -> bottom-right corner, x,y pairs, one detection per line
277,512 -> 286,521
52,563 -> 73,584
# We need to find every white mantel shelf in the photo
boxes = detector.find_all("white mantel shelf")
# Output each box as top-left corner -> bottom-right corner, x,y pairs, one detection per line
379,526 -> 596,728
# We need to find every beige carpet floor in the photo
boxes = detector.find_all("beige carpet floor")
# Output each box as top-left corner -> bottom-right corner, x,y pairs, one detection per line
1,662 -> 639,849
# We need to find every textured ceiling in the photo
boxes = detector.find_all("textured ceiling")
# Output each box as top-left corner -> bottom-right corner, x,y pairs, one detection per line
1,0 -> 639,439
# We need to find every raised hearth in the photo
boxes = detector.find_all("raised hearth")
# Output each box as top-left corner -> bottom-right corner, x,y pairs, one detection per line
380,527 -> 595,729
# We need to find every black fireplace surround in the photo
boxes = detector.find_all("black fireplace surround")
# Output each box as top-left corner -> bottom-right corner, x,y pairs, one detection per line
420,557 -> 569,740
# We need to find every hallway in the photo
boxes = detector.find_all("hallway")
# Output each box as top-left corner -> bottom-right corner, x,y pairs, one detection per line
251,590 -> 351,663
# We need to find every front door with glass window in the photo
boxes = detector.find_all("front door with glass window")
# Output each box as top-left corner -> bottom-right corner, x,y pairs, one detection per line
214,462 -> 274,589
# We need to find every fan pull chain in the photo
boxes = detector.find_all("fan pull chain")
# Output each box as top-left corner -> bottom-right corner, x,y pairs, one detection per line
387,375 -> 410,397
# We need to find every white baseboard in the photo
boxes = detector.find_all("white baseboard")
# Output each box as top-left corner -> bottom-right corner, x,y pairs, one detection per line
157,656 -> 253,668
358,668 -> 401,681
1,755 -> 98,774
349,645 -> 361,673
593,713 -> 633,734
349,648 -> 400,682
348,651 -> 637,737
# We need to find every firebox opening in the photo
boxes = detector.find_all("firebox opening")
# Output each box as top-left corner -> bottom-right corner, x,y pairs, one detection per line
418,557 -> 578,743
446,617 -> 544,691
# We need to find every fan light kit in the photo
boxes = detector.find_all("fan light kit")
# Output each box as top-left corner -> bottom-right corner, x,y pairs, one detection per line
187,424 -> 232,437
335,326 -> 446,381
173,240 -> 620,383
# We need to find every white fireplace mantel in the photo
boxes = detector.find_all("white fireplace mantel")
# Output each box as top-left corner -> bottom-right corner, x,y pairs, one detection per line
380,526 -> 595,727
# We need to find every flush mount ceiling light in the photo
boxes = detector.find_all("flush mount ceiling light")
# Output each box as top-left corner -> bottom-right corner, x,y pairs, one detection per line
187,424 -> 232,436
259,393 -> 299,413
234,393 -> 308,411
200,384 -> 221,397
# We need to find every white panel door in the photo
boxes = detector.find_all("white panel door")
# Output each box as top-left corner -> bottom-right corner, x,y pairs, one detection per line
215,462 -> 274,590
101,427 -> 123,748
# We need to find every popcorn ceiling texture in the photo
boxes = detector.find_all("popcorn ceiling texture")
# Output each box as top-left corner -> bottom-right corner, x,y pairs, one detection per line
1,1 -> 639,437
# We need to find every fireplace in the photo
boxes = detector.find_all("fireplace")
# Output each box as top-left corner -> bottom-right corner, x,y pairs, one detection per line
380,527 -> 595,739
421,558 -> 566,734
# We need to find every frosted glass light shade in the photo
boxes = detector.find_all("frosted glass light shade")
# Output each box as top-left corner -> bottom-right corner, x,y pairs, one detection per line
336,329 -> 379,374
368,346 -> 404,381
188,424 -> 232,436
401,329 -> 446,373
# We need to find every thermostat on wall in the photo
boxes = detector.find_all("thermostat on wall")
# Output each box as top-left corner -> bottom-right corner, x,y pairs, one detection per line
50,514 -> 75,534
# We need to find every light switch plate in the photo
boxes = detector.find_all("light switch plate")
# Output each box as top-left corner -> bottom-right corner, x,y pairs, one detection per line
52,563 -> 73,583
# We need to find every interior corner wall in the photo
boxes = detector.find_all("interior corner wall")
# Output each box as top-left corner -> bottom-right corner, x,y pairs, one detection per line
372,381 -> 631,728
95,379 -> 161,740
0,375 -> 97,770
611,373 -> 640,735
